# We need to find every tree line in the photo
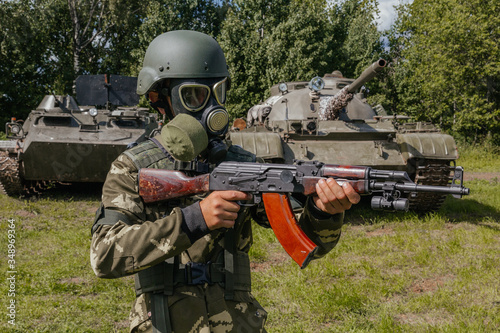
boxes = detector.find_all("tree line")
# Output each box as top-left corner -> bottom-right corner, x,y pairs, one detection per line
0,0 -> 498,144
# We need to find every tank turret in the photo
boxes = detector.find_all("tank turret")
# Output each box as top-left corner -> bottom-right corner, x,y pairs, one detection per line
229,59 -> 460,212
320,59 -> 387,120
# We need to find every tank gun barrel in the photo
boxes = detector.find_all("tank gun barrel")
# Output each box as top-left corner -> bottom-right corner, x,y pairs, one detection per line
348,59 -> 387,93
319,59 -> 387,121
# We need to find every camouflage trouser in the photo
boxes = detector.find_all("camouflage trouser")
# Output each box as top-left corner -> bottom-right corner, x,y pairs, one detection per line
131,284 -> 267,333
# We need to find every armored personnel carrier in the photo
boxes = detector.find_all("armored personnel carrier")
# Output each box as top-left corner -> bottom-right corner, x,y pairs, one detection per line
229,60 -> 459,212
1,75 -> 158,196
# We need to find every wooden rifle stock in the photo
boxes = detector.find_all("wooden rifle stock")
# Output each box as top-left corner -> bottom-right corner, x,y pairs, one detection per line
139,168 -> 209,203
138,167 -> 321,268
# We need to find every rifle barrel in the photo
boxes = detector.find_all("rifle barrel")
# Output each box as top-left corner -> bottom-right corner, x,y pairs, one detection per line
371,182 -> 470,197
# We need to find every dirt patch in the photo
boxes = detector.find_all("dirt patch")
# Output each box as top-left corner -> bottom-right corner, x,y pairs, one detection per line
410,275 -> 454,294
251,249 -> 289,272
59,277 -> 89,285
15,210 -> 38,218
395,311 -> 453,326
87,206 -> 99,215
366,226 -> 394,237
114,319 -> 130,331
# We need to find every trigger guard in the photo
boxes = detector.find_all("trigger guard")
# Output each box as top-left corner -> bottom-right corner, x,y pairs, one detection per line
237,196 -> 259,207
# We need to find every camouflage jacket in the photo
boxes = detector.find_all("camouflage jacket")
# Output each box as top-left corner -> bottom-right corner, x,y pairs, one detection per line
90,138 -> 344,331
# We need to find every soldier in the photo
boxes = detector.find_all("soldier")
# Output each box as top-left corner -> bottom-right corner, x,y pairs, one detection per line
90,30 -> 360,333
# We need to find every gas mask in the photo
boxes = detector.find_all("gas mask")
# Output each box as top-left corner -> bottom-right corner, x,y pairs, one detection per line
159,77 -> 230,164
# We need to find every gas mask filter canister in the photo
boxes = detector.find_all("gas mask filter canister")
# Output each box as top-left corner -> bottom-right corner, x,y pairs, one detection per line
161,113 -> 209,161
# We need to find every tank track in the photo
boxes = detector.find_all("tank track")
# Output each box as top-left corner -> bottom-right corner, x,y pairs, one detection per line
0,151 -> 24,196
408,159 -> 454,212
0,151 -> 54,197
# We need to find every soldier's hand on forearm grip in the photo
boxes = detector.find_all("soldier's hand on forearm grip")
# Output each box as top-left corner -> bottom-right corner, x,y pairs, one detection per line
199,191 -> 251,230
313,178 -> 361,215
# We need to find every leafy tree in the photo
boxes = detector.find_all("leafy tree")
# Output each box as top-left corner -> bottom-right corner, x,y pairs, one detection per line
131,0 -> 230,75
366,2 -> 411,114
0,0 -> 63,125
381,0 -> 500,144
63,0 -> 147,89
219,0 -> 292,117
0,0 -> 146,124
219,0 -> 383,119
82,0 -> 148,76
264,0 -> 335,84
330,0 -> 383,76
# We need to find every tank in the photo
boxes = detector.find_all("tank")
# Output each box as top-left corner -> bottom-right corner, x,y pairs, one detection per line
229,60 -> 459,212
0,74 -> 159,196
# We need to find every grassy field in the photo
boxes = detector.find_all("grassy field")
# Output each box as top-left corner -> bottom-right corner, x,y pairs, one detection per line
0,145 -> 499,332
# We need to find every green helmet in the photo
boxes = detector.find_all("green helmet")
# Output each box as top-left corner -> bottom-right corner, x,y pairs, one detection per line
137,30 -> 230,95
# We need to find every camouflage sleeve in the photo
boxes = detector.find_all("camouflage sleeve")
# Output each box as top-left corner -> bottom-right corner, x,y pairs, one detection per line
298,197 -> 344,259
90,154 -> 207,279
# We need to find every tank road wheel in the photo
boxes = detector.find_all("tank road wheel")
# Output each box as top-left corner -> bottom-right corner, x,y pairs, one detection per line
408,159 -> 454,212
0,151 -> 24,196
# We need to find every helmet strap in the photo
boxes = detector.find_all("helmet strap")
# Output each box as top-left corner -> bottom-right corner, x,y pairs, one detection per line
166,95 -> 175,119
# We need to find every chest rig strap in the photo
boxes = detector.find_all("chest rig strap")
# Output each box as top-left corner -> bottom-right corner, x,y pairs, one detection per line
134,252 -> 251,296
149,136 -> 210,174
134,257 -> 176,333
123,136 -> 210,174
224,225 -> 236,300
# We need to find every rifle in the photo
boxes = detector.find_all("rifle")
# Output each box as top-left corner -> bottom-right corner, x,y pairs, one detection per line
138,160 -> 470,268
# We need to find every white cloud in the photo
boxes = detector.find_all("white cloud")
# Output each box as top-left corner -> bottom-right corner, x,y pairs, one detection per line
376,0 -> 413,31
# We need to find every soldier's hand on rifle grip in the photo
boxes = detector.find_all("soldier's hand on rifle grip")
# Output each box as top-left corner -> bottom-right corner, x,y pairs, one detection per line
200,191 -> 252,230
313,178 -> 361,215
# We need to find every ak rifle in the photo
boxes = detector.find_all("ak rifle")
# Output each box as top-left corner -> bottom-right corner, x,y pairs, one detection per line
138,160 -> 470,268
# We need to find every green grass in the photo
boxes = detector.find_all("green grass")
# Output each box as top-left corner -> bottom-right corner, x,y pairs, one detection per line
250,176 -> 500,332
0,186 -> 135,332
456,143 -> 500,172
0,149 -> 499,332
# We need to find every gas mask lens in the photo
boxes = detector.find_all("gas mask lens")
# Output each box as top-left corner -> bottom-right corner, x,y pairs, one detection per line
179,85 -> 210,112
213,77 -> 227,105
179,78 -> 227,112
